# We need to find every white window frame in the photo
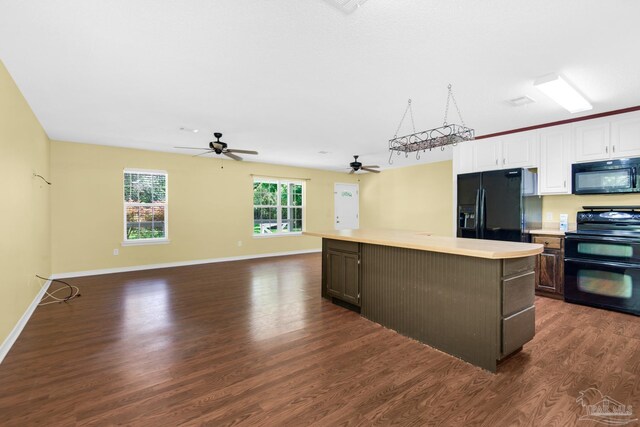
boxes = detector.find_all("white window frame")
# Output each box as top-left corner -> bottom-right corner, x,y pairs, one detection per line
122,169 -> 170,246
253,177 -> 304,238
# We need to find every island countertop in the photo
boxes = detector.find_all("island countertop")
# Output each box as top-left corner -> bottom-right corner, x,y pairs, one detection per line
304,229 -> 543,259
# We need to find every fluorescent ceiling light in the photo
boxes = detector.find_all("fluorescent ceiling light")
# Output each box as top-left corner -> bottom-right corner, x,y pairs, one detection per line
534,74 -> 592,113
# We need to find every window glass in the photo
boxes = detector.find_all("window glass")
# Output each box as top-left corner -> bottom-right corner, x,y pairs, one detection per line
124,171 -> 167,241
253,179 -> 304,235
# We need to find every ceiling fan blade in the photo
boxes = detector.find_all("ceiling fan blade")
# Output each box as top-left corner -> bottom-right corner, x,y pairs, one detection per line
361,167 -> 380,173
223,151 -> 243,161
226,149 -> 258,155
175,146 -> 208,150
349,169 -> 355,174
362,165 -> 380,168
192,151 -> 214,157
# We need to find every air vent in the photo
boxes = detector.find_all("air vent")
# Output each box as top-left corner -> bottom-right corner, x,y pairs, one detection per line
323,0 -> 369,14
508,96 -> 535,107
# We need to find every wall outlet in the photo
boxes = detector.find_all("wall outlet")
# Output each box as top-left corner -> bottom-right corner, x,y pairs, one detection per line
113,249 -> 119,256
545,212 -> 553,221
237,240 -> 243,247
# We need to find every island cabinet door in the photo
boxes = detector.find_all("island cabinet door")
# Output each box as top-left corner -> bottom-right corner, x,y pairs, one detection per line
342,253 -> 360,305
326,249 -> 360,306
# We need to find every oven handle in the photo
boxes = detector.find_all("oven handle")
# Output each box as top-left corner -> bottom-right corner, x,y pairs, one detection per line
564,257 -> 640,270
565,234 -> 639,244
633,166 -> 637,189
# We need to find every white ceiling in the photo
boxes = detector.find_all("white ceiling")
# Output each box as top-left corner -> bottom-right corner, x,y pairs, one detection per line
1,0 -> 640,171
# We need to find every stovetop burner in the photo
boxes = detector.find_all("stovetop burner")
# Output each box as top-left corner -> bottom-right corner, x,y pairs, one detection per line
572,206 -> 640,240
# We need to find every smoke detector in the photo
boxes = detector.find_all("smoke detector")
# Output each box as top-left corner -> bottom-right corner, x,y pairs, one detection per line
508,96 -> 536,107
323,0 -> 369,14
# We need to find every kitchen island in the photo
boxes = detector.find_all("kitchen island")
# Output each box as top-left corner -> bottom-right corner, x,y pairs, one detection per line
303,229 -> 544,372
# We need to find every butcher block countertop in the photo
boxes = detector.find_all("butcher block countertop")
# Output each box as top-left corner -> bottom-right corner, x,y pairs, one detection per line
304,229 -> 543,260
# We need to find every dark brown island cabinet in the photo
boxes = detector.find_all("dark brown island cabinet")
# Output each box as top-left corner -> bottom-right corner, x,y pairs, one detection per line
308,230 -> 544,373
324,239 -> 360,306
532,234 -> 565,299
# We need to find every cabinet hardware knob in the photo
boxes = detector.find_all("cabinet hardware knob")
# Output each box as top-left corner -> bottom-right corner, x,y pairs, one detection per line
606,146 -> 608,153
613,145 -> 616,153
495,159 -> 498,165
544,241 -> 549,245
502,158 -> 505,165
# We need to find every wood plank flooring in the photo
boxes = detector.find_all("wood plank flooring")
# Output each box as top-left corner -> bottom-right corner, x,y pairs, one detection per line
0,253 -> 638,426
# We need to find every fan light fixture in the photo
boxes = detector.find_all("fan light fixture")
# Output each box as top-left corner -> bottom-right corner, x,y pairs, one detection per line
534,74 -> 592,114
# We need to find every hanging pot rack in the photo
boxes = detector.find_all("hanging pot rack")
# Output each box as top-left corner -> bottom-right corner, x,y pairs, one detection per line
389,84 -> 475,163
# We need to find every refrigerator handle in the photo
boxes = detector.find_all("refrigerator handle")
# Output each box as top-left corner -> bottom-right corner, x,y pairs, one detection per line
478,188 -> 486,239
474,189 -> 480,238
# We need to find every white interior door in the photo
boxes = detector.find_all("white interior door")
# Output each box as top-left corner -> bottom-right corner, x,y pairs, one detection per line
334,183 -> 359,230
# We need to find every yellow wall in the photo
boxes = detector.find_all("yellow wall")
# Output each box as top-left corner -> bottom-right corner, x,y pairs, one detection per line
542,194 -> 640,227
51,141 -> 357,274
360,160 -> 454,236
0,61 -> 51,344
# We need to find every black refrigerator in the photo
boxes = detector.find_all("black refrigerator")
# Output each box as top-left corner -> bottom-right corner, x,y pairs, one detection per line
457,168 -> 542,242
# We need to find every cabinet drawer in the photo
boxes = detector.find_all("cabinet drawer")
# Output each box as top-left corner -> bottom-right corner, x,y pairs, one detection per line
502,272 -> 535,317
503,256 -> 535,278
502,305 -> 535,356
532,236 -> 562,250
325,239 -> 359,254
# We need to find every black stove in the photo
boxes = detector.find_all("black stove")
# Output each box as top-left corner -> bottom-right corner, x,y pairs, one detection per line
567,206 -> 640,238
564,206 -> 640,316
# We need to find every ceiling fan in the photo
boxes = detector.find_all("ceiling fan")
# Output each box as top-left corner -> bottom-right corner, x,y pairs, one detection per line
175,132 -> 258,161
348,155 -> 380,174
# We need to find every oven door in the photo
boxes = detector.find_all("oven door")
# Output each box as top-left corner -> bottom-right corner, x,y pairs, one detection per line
564,258 -> 640,315
565,234 -> 640,264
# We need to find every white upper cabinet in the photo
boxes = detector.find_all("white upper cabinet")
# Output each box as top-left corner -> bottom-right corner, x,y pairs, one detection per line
539,125 -> 572,195
453,140 -> 475,174
501,132 -> 539,169
574,111 -> 640,162
472,132 -> 538,172
611,113 -> 640,159
574,120 -> 610,162
474,138 -> 502,171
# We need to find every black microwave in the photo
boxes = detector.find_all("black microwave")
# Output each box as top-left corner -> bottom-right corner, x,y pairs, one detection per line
572,158 -> 640,195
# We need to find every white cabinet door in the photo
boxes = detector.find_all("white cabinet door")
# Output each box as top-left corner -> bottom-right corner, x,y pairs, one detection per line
502,132 -> 539,169
454,141 -> 475,174
611,113 -> 640,159
574,120 -> 610,162
539,126 -> 571,195
473,138 -> 501,171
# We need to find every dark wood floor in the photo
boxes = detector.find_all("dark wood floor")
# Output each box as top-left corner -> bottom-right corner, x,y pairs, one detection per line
1,253 -> 638,426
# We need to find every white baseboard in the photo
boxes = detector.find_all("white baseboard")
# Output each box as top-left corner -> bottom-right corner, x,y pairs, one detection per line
51,248 -> 321,279
0,280 -> 50,364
